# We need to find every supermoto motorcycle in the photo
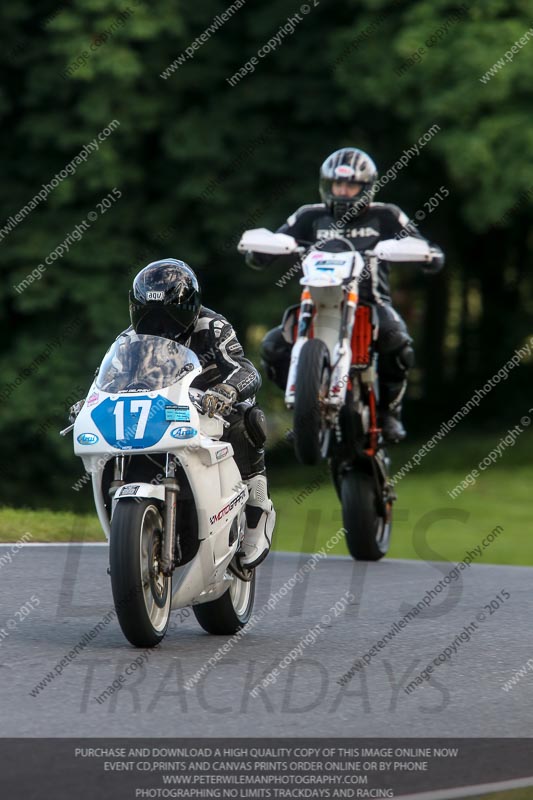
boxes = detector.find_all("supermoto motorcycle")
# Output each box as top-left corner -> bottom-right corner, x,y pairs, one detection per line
238,230 -> 433,561
61,333 -> 254,647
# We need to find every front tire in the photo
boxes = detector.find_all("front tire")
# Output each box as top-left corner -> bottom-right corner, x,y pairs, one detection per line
110,500 -> 171,647
293,339 -> 330,465
340,471 -> 392,561
193,570 -> 255,635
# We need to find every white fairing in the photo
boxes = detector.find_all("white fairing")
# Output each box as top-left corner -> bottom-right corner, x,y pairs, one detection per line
237,228 -> 299,255
373,236 -> 432,262
72,334 -> 249,611
300,250 -> 364,287
286,238 -> 428,417
285,250 -> 366,408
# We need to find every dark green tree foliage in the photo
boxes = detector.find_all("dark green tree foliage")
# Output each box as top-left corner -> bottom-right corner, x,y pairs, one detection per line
0,0 -> 531,507
333,0 -> 533,400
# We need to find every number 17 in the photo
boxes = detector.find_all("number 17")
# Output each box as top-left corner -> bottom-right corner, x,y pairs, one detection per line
113,399 -> 152,440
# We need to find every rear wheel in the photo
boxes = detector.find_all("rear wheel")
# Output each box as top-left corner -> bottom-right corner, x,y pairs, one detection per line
340,471 -> 392,561
193,570 -> 255,635
110,500 -> 171,647
293,339 -> 330,465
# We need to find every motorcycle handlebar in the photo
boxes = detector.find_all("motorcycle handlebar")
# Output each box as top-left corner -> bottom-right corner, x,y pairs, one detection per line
60,397 -> 230,437
59,423 -> 75,437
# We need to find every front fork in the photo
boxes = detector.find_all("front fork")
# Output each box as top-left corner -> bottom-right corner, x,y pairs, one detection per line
357,365 -> 396,516
285,288 -> 315,406
372,447 -> 396,518
329,283 -> 358,411
110,455 -> 126,502
362,368 -> 381,457
160,453 -> 180,575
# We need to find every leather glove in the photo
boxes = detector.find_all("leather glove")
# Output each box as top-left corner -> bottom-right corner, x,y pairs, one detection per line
68,399 -> 85,424
245,250 -> 275,271
201,384 -> 237,417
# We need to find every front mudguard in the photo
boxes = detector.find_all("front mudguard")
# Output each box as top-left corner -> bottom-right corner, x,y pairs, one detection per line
112,481 -> 165,514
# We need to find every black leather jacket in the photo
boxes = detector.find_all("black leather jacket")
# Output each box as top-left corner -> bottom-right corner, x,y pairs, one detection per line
253,201 -> 444,303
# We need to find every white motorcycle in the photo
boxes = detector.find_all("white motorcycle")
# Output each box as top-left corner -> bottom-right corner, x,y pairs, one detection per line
62,333 -> 254,647
238,229 -> 434,561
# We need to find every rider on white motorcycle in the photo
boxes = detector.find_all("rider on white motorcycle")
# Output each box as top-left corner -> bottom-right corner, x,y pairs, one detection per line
249,147 -> 445,443
129,259 -> 275,568
72,258 -> 275,569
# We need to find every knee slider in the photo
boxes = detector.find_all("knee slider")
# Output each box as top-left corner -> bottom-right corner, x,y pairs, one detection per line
396,342 -> 415,371
244,406 -> 267,448
379,342 -> 414,383
260,326 -> 291,390
260,326 -> 289,363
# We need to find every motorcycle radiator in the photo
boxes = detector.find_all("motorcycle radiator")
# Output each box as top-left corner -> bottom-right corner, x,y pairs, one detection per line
350,304 -> 373,369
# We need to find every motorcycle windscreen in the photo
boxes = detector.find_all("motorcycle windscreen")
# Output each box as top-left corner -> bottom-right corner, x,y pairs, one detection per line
89,335 -> 201,449
95,333 -> 201,393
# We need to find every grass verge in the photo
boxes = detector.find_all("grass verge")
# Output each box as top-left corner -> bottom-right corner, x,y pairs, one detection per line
2,433 -> 532,565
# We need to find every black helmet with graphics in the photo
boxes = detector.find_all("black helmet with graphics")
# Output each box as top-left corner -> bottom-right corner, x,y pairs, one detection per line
129,259 -> 201,343
319,147 -> 378,220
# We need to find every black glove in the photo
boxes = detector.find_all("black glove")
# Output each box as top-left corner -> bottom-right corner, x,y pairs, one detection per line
423,245 -> 445,273
245,250 -> 275,271
68,399 -> 85,424
201,384 -> 237,417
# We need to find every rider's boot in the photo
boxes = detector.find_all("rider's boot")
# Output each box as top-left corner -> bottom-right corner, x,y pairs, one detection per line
382,407 -> 406,443
380,380 -> 407,443
240,473 -> 276,568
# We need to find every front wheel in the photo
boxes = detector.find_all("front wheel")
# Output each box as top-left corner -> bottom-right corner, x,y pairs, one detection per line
293,339 -> 330,465
193,570 -> 255,635
340,471 -> 392,561
110,499 -> 171,647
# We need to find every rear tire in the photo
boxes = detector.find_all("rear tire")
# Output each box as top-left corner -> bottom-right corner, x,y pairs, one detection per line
293,339 -> 330,466
340,471 -> 391,561
110,500 -> 171,647
193,571 -> 255,635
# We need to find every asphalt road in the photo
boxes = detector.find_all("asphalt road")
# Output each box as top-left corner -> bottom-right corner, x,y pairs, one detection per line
1,543 -> 532,738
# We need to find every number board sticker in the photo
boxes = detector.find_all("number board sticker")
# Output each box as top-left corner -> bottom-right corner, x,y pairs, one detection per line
90,395 -> 171,449
165,404 -> 191,422
120,484 -> 140,496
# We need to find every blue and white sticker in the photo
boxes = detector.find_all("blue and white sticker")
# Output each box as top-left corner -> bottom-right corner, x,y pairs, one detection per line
165,404 -> 191,422
170,426 -> 197,440
77,432 -> 99,446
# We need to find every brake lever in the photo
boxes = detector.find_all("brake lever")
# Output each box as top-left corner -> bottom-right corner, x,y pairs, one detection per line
60,423 -> 74,437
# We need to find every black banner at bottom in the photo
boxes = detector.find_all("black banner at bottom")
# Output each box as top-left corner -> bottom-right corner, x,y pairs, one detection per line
1,738 -> 532,800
